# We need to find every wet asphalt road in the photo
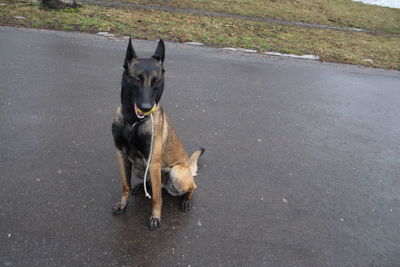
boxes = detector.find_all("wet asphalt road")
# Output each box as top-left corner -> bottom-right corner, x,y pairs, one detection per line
1,27 -> 400,266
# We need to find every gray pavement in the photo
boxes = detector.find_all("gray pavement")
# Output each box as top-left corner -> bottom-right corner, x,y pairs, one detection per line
1,27 -> 400,266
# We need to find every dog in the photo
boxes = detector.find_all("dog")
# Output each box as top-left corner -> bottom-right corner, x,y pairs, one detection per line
111,38 -> 205,230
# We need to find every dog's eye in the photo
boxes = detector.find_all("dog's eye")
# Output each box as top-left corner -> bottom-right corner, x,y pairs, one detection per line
134,75 -> 144,84
151,78 -> 157,87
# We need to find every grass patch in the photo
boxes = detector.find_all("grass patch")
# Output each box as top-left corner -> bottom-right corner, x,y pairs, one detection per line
0,1 -> 399,70
114,0 -> 400,34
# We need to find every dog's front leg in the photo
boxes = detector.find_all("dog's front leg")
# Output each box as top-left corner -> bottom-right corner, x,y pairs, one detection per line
148,127 -> 163,230
112,150 -> 132,215
148,161 -> 162,230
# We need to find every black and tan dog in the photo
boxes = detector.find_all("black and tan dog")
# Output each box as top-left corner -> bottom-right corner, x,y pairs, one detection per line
111,38 -> 204,230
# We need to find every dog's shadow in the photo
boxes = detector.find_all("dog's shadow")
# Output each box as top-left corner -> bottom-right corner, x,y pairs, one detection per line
113,182 -> 191,231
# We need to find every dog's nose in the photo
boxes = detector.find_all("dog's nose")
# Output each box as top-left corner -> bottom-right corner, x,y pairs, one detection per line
139,102 -> 154,112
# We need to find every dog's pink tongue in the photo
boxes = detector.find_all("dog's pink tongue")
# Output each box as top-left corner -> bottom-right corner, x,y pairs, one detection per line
134,104 -> 144,118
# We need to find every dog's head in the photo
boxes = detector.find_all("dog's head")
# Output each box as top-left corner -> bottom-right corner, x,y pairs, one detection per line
122,38 -> 165,119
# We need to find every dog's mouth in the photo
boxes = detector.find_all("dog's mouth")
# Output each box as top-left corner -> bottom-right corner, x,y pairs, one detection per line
134,104 -> 145,119
134,103 -> 156,119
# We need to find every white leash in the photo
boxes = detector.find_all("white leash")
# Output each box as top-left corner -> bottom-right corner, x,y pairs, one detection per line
143,114 -> 154,199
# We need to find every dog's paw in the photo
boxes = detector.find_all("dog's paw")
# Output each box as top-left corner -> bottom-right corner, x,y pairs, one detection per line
181,195 -> 191,213
148,216 -> 161,230
111,202 -> 127,215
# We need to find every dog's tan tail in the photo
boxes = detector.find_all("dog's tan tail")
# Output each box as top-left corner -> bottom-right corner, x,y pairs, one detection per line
189,148 -> 205,176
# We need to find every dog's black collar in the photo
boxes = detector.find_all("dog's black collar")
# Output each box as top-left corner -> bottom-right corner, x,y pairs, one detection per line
125,113 -> 149,129
129,118 -> 143,129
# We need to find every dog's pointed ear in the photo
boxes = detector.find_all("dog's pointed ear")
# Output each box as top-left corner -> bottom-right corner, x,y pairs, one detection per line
124,37 -> 137,70
152,39 -> 165,64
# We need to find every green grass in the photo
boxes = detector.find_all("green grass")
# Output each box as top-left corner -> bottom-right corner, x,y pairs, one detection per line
0,1 -> 399,70
114,0 -> 400,34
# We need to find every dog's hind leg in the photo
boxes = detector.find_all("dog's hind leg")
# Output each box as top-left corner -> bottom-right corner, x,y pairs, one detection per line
112,151 -> 132,215
168,163 -> 197,213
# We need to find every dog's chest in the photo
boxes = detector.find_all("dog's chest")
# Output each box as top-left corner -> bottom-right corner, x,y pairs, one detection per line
112,119 -> 152,161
